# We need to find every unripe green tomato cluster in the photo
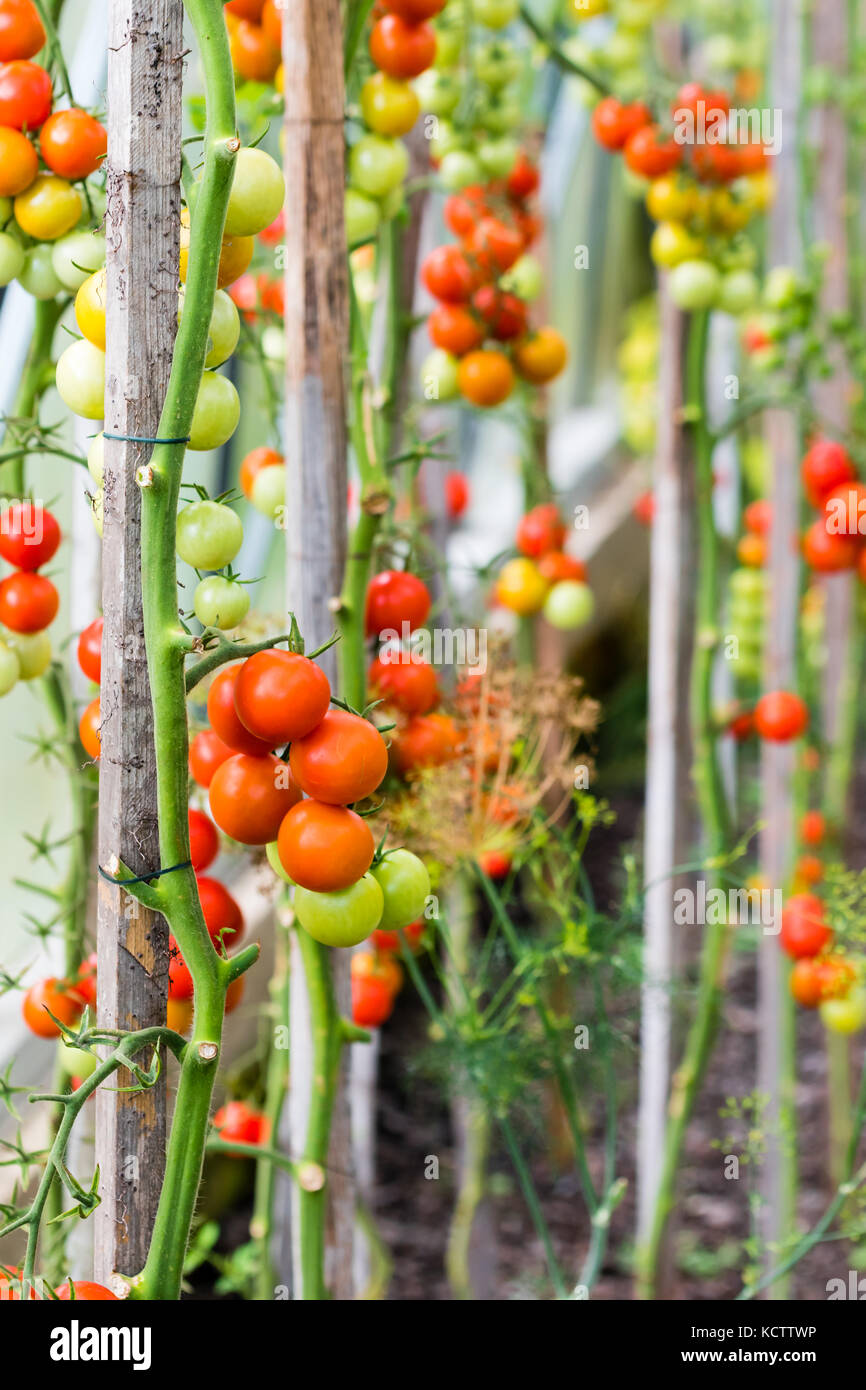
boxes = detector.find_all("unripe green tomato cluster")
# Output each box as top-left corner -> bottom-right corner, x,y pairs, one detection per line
727,567 -> 765,684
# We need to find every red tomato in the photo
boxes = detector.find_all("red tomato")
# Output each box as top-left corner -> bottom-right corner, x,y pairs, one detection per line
229,18 -> 280,82
209,751 -> 301,845
633,490 -> 655,525
821,480 -> 866,538
779,893 -> 832,959
78,697 -> 101,760
258,208 -> 285,245
365,569 -> 431,636
0,501 -> 59,570
472,284 -> 527,340
225,0 -> 265,17
233,648 -> 331,745
257,271 -> 284,315
168,937 -> 195,999
0,0 -> 45,61
802,519 -> 857,572
369,13 -> 435,79
443,186 -> 485,237
207,666 -> 274,756
592,96 -> 652,151
383,0 -> 446,18
800,810 -> 825,846
800,438 -> 856,507
743,499 -> 771,535
197,873 -> 244,946
506,151 -> 540,199
0,58 -> 52,128
428,302 -> 484,355
369,652 -> 439,713
213,1099 -> 268,1145
392,712 -> 459,774
752,690 -> 809,742
40,108 -> 107,180
370,918 -> 426,952
239,444 -> 283,499
76,952 -> 97,1008
277,799 -> 375,891
261,0 -> 282,45
229,272 -> 258,318
421,243 -> 477,303
189,728 -> 235,787
672,82 -> 730,120
795,853 -> 824,886
289,710 -> 388,804
478,849 -> 512,879
537,550 -> 586,584
789,956 -> 824,1008
464,216 -> 524,274
0,570 -> 58,631
457,348 -> 514,406
727,711 -> 754,741
77,616 -> 102,683
516,502 -> 567,557
692,143 -> 742,184
352,972 -> 395,1028
224,974 -> 245,1015
0,1267 -> 38,1299
55,1281 -> 119,1301
445,469 -> 470,518
22,977 -> 84,1038
623,124 -> 682,178
189,808 -> 220,871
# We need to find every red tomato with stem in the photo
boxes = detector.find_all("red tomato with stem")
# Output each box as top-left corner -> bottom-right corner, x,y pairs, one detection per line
209,751 -> 301,845
233,648 -> 331,745
207,666 -> 274,756
197,873 -> 244,947
0,570 -> 58,632
56,1281 -> 119,1301
779,893 -> 832,959
464,216 -> 524,274
472,284 -> 527,340
189,808 -> 219,871
752,690 -> 809,742
365,569 -> 431,636
277,799 -> 375,891
76,616 -> 102,683
22,977 -> 84,1038
0,502 -> 60,570
592,96 -> 651,151
40,108 -> 107,180
0,58 -> 52,128
672,81 -> 730,120
289,710 -> 388,804
369,13 -> 435,79
189,728 -> 235,787
369,652 -> 439,713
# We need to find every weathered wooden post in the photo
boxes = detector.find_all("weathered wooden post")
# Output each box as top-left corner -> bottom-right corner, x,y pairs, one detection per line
94,0 -> 183,1283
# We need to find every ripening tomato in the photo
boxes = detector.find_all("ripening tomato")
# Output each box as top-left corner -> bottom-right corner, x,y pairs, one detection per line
223,147 -> 285,237
624,124 -> 682,178
0,0 -> 45,60
40,108 -> 107,180
56,1281 -> 120,1301
537,550 -> 586,584
277,799 -> 375,891
9,630 -> 52,681
78,696 -> 101,759
0,125 -> 37,196
800,438 -> 856,507
506,151 -> 540,199
516,502 -> 566,557
802,519 -> 857,573
22,977 -> 84,1038
294,873 -> 385,947
779,893 -> 832,959
736,533 -> 765,568
428,302 -> 484,356
213,1099 -> 268,1145
366,569 -> 431,637
189,728 -> 235,787
369,653 -> 439,714
472,285 -> 526,341
14,172 -> 81,240
261,0 -> 282,44
207,667 -> 273,756
361,71 -> 420,136
800,809 -> 825,846
229,18 -> 280,80
194,575 -> 250,631
225,0 -> 264,18
210,752 -> 300,845
743,499 -> 771,535
464,215 -> 524,273
458,348 -> 514,406
0,570 -> 58,632
369,13 -> 435,79
513,327 -> 567,385
0,59 -> 52,128
789,957 -> 825,1008
348,133 -> 408,197
54,338 -> 105,418
592,96 -> 651,151
752,690 -> 809,742
0,501 -> 60,570
352,972 -> 395,1028
392,711 -> 459,774
189,808 -> 220,871
421,243 -> 477,303
821,985 -> 866,1034
240,445 -> 283,499
197,874 -> 244,947
370,917 -> 426,953
233,649 -> 332,746
795,854 -> 824,887
290,710 -> 388,805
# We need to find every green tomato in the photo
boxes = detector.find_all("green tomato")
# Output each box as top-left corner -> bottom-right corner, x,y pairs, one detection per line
0,639 -> 20,695
543,580 -> 595,630
729,567 -> 765,602
51,230 -> 106,292
439,150 -> 483,191
78,183 -> 107,227
413,69 -> 460,117
18,243 -> 62,300
428,119 -> 464,162
433,26 -> 463,68
480,91 -> 521,134
668,259 -> 721,312
348,135 -> 408,199
500,253 -> 543,302
472,41 -> 521,89
0,195 -> 11,224
87,431 -> 104,486
474,0 -> 519,28
718,269 -> 759,316
294,873 -> 384,948
7,630 -> 51,679
820,986 -> 866,1035
191,288 -> 241,369
193,575 -> 250,629
0,230 -> 24,286
222,147 -> 285,237
378,184 -> 405,220
188,371 -> 240,451
477,136 -> 518,180
55,338 -> 105,419
371,849 -> 430,931
250,462 -> 285,519
420,348 -> 459,402
261,325 -> 285,363
266,839 -> 293,884
763,265 -> 800,311
176,499 -> 243,569
345,187 -> 381,245
56,1041 -> 97,1080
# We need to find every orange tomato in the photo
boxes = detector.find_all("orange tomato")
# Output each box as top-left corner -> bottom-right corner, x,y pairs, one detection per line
0,125 -> 36,196
457,349 -> 514,407
513,327 -> 568,385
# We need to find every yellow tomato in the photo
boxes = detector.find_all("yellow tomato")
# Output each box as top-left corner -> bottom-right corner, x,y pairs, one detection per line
495,558 -> 549,615
179,206 -> 253,289
360,73 -> 420,137
275,63 -> 284,94
512,327 -> 568,385
646,174 -> 699,225
568,0 -> 608,18
707,187 -> 751,233
649,220 -> 704,268
739,170 -> 775,213
74,267 -> 107,349
14,174 -> 82,241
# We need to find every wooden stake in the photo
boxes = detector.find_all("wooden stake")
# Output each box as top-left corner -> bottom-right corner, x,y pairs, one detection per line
94,0 -> 183,1282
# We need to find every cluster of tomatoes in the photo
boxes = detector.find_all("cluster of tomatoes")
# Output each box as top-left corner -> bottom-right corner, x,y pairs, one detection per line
224,0 -> 284,87
725,689 -> 809,745
0,0 -> 106,298
591,82 -> 772,315
781,883 -> 866,1034
797,438 -> 866,578
494,502 -> 594,630
0,501 -> 60,698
